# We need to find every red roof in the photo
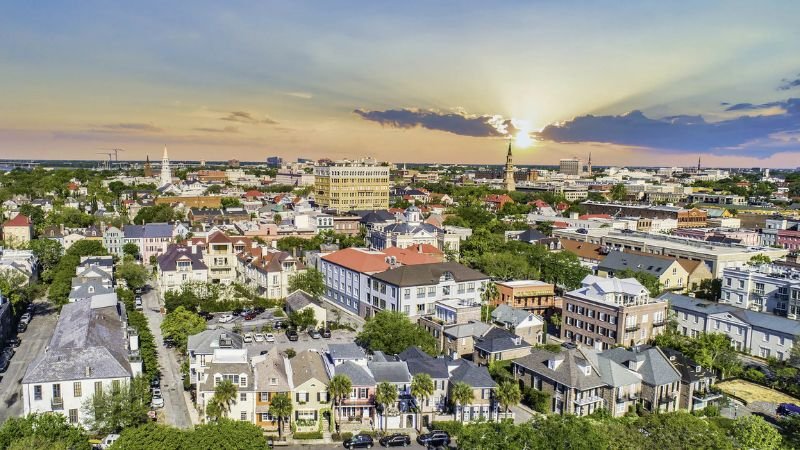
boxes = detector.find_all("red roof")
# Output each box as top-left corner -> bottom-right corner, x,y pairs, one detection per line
245,189 -> 262,198
530,199 -> 550,208
4,214 -> 31,227
322,248 -> 391,273
556,202 -> 569,211
384,245 -> 444,265
579,214 -> 612,220
67,182 -> 78,190
485,194 -> 513,203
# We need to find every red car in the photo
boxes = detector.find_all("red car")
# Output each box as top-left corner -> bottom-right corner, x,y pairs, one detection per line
243,311 -> 258,320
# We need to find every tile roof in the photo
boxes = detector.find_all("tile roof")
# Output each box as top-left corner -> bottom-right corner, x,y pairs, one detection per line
3,214 -> 31,227
322,248 -> 392,273
383,245 -> 444,265
371,262 -> 487,287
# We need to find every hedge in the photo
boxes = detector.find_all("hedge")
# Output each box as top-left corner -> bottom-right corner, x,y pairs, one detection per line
293,431 -> 323,440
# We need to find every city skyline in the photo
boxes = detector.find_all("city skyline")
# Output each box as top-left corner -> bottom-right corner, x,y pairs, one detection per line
2,2 -> 800,167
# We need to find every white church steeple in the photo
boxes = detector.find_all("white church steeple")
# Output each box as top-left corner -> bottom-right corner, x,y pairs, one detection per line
160,146 -> 172,186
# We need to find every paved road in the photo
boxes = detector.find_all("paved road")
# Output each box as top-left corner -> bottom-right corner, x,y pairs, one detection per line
0,301 -> 57,423
142,286 -> 193,429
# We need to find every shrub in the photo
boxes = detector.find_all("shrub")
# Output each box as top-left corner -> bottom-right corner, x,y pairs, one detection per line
523,387 -> 551,414
332,432 -> 353,442
285,348 -> 297,359
430,420 -> 463,436
293,431 -> 323,440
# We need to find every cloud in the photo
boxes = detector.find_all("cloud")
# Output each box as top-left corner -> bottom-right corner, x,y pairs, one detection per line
778,74 -> 800,91
536,98 -> 800,156
354,108 -> 516,137
284,91 -> 313,99
193,126 -> 239,133
220,111 -> 278,125
98,123 -> 163,133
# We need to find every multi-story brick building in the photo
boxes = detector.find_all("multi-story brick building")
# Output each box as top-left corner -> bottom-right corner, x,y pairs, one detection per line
492,280 -> 559,315
314,159 -> 390,212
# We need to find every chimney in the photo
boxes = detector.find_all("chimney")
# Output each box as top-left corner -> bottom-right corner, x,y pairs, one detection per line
85,366 -> 92,377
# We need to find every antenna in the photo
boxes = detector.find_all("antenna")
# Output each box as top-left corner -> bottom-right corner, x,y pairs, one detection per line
98,148 -> 125,162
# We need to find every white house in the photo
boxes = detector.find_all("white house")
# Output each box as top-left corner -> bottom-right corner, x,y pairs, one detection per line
157,244 -> 209,294
197,348 -> 255,423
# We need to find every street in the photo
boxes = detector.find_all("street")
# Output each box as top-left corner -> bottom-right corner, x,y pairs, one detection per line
142,286 -> 193,429
282,442 -> 435,450
0,300 -> 57,423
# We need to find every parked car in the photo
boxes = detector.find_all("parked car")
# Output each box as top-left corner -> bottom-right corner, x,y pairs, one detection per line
218,314 -> 235,323
244,311 -> 258,321
150,375 -> 160,389
20,312 -> 32,324
321,329 -> 332,338
1,347 -> 13,360
417,431 -> 450,447
134,297 -> 143,310
0,356 -> 9,373
240,308 -> 253,317
286,329 -> 299,341
343,433 -> 374,449
163,338 -> 176,348
265,333 -> 275,343
379,433 -> 411,447
97,433 -> 120,449
151,389 -> 164,408
198,311 -> 214,321
273,320 -> 284,329
777,403 -> 800,416
254,333 -> 266,342
16,322 -> 27,333
8,337 -> 21,348
308,328 -> 321,339
244,333 -> 254,343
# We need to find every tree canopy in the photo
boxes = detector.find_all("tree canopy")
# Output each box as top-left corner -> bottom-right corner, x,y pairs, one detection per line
288,268 -> 325,299
356,310 -> 438,355
0,413 -> 90,450
161,306 -> 207,353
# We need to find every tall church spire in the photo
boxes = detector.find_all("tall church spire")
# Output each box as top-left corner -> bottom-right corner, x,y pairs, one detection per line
160,146 -> 172,187
504,141 -> 515,192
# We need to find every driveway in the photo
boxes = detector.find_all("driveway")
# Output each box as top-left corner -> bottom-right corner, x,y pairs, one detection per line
0,300 -> 57,423
142,286 -> 193,429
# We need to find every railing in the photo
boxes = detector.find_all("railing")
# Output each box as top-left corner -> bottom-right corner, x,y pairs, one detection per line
51,397 -> 64,409
652,320 -> 667,327
574,395 -> 603,406
625,324 -> 640,332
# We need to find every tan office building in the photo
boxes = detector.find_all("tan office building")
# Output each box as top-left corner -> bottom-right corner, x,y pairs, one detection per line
314,159 -> 390,212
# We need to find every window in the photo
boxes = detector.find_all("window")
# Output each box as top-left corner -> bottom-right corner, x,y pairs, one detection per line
428,286 -> 436,297
417,304 -> 425,313
33,385 -> 42,401
240,393 -> 247,401
404,289 -> 411,300
260,392 -> 269,402
763,333 -> 769,342
95,381 -> 102,394
417,287 -> 425,298
240,376 -> 247,387
240,411 -> 247,421
68,409 -> 78,424
73,382 -> 82,398
404,305 -> 410,315
112,380 -> 120,391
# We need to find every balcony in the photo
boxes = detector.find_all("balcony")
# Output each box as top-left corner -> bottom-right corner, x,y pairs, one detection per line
624,324 -> 640,332
617,392 -> 639,402
651,320 -> 667,327
692,390 -> 722,403
659,392 -> 678,403
51,397 -> 64,410
574,395 -> 603,406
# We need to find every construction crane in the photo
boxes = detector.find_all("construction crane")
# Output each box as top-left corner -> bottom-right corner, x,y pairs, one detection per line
98,147 -> 125,162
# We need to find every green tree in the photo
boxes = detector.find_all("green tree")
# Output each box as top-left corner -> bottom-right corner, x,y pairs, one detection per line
695,278 -> 722,301
116,257 -> 149,289
616,268 -> 662,296
610,183 -> 628,201
288,307 -> 316,331
410,373 -> 434,431
133,204 -> 176,224
205,185 -> 222,195
288,268 -> 325,299
161,306 -> 207,352
375,381 -> 398,431
495,380 -> 522,413
220,197 -> 242,209
123,242 -> 140,258
535,221 -> 554,236
730,415 -> 782,449
27,238 -> 63,280
206,380 -> 238,421
329,374 -> 353,431
636,411 -> 732,450
356,310 -> 438,355
18,204 -> 46,227
450,381 -> 474,422
747,254 -> 771,266
267,393 -> 293,437
82,376 -> 151,434
0,413 -> 90,450
523,387 -> 551,414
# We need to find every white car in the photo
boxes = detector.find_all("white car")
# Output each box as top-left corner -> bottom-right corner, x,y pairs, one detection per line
218,314 -> 234,323
265,333 -> 275,343
98,434 -> 120,449
254,333 -> 265,342
151,389 -> 164,408
244,333 -> 254,343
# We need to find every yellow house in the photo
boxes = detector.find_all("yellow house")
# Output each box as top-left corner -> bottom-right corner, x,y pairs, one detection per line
289,350 -> 330,432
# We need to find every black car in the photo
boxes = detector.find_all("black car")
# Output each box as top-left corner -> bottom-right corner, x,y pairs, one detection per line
197,311 -> 214,321
273,320 -> 284,329
232,308 -> 244,316
150,376 -> 161,389
286,329 -> 299,341
7,337 -> 21,348
253,306 -> 266,314
163,338 -> 176,348
379,433 -> 410,447
417,431 -> 450,447
343,433 -> 374,449
16,322 -> 27,333
321,328 -> 332,338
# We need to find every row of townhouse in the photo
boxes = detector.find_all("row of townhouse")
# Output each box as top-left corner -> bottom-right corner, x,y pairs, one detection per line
319,247 -> 489,320
188,331 -> 500,434
102,222 -> 188,262
511,343 -> 718,417
718,264 -> 800,319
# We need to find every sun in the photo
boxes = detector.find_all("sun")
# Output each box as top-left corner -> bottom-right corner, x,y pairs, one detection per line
512,119 -> 533,148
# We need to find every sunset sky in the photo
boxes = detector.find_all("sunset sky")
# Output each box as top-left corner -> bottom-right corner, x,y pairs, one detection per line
1,1 -> 800,167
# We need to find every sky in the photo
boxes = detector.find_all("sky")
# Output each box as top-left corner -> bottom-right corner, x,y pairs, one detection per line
1,1 -> 800,167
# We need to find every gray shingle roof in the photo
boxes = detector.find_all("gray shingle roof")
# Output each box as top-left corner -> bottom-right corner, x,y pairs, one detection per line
371,262 -> 488,287
328,343 -> 367,361
291,351 -> 330,387
368,361 -> 412,383
69,281 -> 115,300
601,346 -> 681,387
598,251 -> 677,277
443,321 -> 491,339
157,244 -> 207,271
491,305 -> 537,328
474,327 -> 531,354
187,330 -> 244,355
285,290 -> 319,312
512,347 -> 606,390
124,223 -> 173,239
23,299 -> 132,384
335,361 -> 375,386
448,360 -> 496,388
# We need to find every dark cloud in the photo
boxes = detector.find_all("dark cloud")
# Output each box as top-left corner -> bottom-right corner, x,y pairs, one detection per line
220,111 -> 278,125
536,98 -> 800,156
100,123 -> 163,132
353,108 -> 516,137
194,126 -> 239,133
778,74 -> 800,91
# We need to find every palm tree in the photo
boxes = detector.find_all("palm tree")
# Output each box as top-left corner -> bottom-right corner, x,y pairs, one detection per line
495,381 -> 521,416
375,382 -> 398,432
328,374 -> 352,432
481,282 -> 498,322
450,382 -> 474,422
268,393 -> 293,438
210,379 -> 238,420
410,373 -> 434,431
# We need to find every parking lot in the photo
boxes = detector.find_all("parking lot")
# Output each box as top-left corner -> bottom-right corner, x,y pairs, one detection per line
0,301 -> 57,423
204,308 -> 280,332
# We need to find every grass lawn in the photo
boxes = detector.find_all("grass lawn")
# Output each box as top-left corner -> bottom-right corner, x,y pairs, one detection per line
716,379 -> 800,405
